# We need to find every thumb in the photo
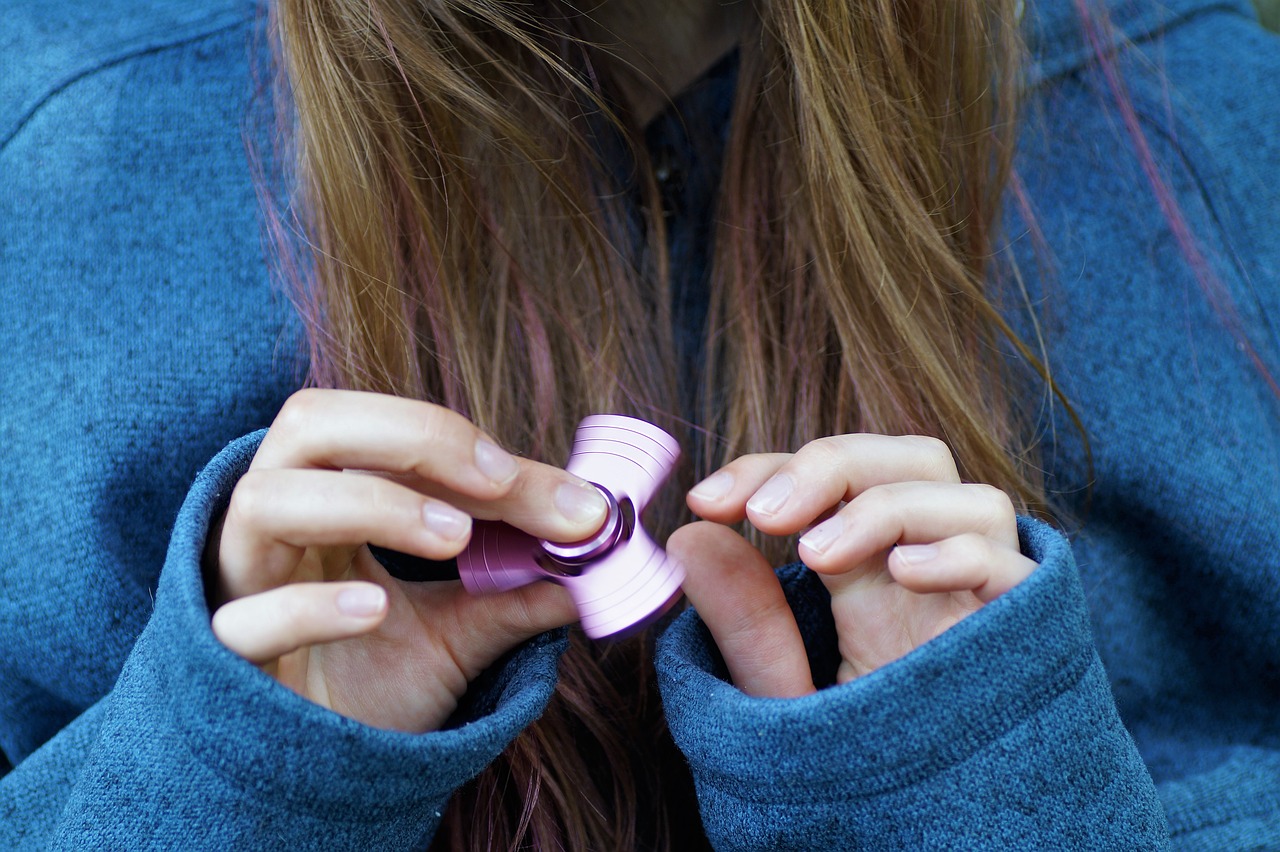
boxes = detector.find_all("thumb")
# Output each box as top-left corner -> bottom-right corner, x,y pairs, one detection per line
669,522 -> 815,698
445,580 -> 580,679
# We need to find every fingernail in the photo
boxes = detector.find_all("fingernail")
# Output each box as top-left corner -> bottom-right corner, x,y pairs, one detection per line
799,515 -> 843,554
689,471 -> 734,501
893,544 -> 939,565
474,438 -> 518,484
555,481 -> 607,525
423,502 -> 469,541
746,474 -> 794,516
336,585 -> 386,618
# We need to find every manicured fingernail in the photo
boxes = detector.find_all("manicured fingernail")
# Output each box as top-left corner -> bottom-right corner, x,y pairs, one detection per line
746,474 -> 794,516
423,502 -> 469,541
689,471 -> 734,501
336,585 -> 386,618
555,481 -> 607,525
474,438 -> 518,484
893,544 -> 939,565
799,516 -> 843,554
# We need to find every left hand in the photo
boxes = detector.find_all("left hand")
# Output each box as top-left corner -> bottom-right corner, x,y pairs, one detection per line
673,433 -> 1039,695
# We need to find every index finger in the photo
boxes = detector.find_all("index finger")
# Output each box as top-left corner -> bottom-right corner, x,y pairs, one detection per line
254,389 -> 608,543
737,434 -> 960,536
255,390 -> 517,498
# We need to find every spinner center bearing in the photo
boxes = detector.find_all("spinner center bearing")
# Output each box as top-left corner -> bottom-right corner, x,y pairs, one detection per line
538,484 -> 630,567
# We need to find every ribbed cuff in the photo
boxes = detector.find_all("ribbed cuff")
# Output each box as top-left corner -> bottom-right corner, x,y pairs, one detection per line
657,518 -> 1166,848
56,431 -> 563,848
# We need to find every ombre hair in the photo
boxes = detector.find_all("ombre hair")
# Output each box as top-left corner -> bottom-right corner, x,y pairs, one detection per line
271,0 -> 1047,847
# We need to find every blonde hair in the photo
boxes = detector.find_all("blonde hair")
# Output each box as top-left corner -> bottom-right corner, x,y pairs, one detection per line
271,0 -> 1046,846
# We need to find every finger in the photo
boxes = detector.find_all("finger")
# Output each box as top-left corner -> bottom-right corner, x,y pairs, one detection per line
211,581 -> 388,665
255,390 -> 609,544
255,389 -> 521,499
741,434 -> 960,535
669,522 -> 816,698
888,533 -> 1038,602
414,579 -> 580,683
686,453 -> 792,523
218,468 -> 472,600
426,464 -> 610,544
796,481 -> 1019,575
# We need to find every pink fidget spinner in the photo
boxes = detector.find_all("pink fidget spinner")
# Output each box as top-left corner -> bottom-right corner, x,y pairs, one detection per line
458,415 -> 685,639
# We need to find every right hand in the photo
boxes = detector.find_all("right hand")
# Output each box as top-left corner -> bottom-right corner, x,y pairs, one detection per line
204,389 -> 609,733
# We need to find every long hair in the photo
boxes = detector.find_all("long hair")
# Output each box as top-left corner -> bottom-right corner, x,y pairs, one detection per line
271,0 -> 1041,846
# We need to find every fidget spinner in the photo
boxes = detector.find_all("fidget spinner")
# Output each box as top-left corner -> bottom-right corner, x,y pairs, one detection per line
457,415 -> 684,639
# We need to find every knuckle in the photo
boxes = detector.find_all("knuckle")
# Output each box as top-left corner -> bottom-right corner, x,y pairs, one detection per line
904,435 -> 958,480
226,469 -> 272,529
787,440 -> 846,494
503,592 -> 542,637
972,483 -> 1017,529
720,452 -> 765,475
358,474 -> 401,521
848,484 -> 899,525
415,404 -> 499,487
275,388 -> 326,435
948,532 -> 992,566
721,452 -> 793,488
416,401 -> 463,448
474,590 -> 540,649
796,436 -> 845,469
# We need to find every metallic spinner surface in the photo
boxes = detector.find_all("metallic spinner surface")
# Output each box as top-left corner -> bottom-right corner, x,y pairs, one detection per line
457,415 -> 685,638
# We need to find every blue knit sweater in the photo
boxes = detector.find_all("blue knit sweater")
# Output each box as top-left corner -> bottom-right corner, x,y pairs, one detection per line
2,1 -> 1278,848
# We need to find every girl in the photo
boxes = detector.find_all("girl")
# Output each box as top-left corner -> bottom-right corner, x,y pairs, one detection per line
2,0 -> 1277,848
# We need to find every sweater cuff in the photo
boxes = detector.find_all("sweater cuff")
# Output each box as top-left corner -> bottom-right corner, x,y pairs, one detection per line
656,517 -> 1167,848
59,431 -> 563,847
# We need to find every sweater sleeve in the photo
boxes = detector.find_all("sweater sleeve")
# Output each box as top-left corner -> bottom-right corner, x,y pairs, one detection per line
0,431 -> 564,850
656,518 -> 1170,849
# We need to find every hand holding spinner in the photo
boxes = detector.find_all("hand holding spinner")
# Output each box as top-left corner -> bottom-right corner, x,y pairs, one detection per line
458,415 -> 684,639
